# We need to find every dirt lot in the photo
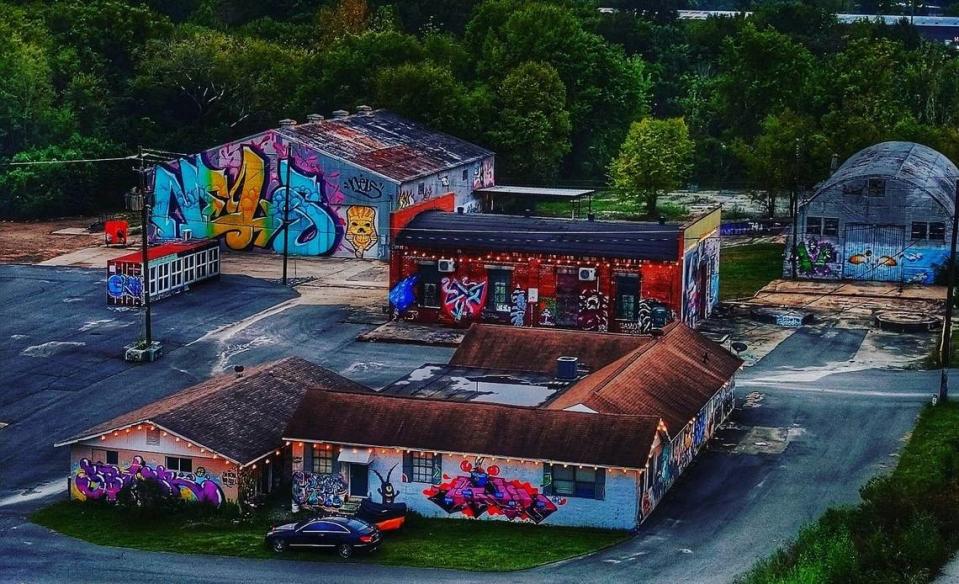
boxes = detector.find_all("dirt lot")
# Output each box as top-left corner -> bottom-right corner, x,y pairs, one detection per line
0,218 -> 105,264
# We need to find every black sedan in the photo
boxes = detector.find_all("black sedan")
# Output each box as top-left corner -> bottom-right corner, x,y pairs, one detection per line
265,516 -> 381,558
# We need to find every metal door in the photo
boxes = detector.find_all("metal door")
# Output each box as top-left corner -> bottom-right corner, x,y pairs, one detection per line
842,224 -> 904,282
349,464 -> 369,497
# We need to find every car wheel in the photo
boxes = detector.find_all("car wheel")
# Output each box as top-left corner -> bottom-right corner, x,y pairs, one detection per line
337,544 -> 353,559
271,539 -> 287,553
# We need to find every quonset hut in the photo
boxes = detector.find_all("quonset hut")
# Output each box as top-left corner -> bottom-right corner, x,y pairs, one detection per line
787,141 -> 958,284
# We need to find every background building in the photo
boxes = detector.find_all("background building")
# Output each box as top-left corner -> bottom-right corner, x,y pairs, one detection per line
150,109 -> 494,260
786,141 -> 958,285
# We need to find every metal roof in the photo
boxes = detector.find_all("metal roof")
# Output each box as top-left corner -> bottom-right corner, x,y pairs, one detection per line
275,110 -> 493,183
395,211 -> 681,260
813,141 -> 959,215
474,186 -> 594,198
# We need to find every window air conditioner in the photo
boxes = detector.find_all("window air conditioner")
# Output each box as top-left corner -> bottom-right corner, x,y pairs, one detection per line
437,259 -> 456,273
578,267 -> 597,281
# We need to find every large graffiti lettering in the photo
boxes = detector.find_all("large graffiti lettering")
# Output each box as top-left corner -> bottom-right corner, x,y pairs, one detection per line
423,459 -> 561,523
292,470 -> 348,510
577,289 -> 609,332
344,176 -> 384,199
106,274 -> 143,300
71,456 -> 225,507
441,277 -> 487,322
343,205 -> 379,258
153,145 -> 345,257
683,236 -> 720,326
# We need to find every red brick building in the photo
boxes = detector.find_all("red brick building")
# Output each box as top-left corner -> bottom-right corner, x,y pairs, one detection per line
389,201 -> 721,332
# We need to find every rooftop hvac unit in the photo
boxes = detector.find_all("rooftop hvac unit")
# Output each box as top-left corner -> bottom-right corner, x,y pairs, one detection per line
556,356 -> 579,381
181,228 -> 192,241
437,259 -> 455,273
578,267 -> 597,281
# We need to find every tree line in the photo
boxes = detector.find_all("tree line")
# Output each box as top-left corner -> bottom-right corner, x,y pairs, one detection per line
1,0 -> 957,218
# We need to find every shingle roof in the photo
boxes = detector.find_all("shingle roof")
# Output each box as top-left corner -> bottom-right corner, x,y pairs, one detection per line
55,358 -> 372,465
276,110 -> 492,183
450,324 -> 652,374
395,212 -> 682,260
284,390 -> 660,469
545,324 -> 742,434
815,141 -> 959,215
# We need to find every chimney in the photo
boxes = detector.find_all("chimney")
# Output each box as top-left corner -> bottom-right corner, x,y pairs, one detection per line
556,356 -> 579,381
830,153 -> 839,175
306,113 -> 324,123
332,109 -> 349,119
278,118 -> 297,129
356,105 -> 373,115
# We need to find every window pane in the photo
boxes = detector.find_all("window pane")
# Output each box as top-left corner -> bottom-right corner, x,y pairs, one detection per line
552,466 -> 575,481
806,217 -> 822,235
867,178 -> 885,196
912,222 -> 928,240
823,218 -> 839,237
106,451 -> 119,465
412,452 -> 434,483
180,458 -> 192,473
575,482 -> 596,498
930,222 -> 946,241
166,457 -> 178,471
553,480 -> 575,495
486,269 -> 511,311
576,468 -> 596,482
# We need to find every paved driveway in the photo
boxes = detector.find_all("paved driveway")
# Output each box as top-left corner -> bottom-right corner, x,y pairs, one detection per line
0,265 -> 935,583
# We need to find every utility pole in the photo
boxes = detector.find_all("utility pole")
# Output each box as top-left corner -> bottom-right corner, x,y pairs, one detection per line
138,145 -> 153,346
281,144 -> 292,286
938,178 -> 959,403
790,138 -> 800,280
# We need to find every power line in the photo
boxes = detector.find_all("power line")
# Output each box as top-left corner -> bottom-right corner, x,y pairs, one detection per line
0,155 -> 138,166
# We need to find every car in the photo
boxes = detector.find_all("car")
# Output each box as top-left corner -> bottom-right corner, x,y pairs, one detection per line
265,516 -> 382,558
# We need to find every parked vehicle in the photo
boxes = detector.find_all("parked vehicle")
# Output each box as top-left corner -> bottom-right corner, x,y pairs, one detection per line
265,517 -> 381,558
357,498 -> 408,532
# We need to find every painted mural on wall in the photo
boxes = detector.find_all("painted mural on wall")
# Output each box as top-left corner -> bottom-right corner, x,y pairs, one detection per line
423,458 -> 563,523
291,470 -> 348,511
682,235 -> 720,326
71,455 -> 225,507
151,133 -> 394,259
619,300 -> 673,334
106,274 -> 143,301
510,287 -> 528,326
577,289 -> 609,332
389,274 -> 418,313
901,249 -> 950,284
794,237 -> 841,279
440,277 -> 487,322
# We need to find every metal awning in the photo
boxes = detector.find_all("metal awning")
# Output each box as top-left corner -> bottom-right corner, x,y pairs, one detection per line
338,447 -> 373,464
474,185 -> 595,198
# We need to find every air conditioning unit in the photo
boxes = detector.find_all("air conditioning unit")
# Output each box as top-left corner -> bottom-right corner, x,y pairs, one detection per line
181,228 -> 192,241
437,259 -> 456,273
578,267 -> 597,281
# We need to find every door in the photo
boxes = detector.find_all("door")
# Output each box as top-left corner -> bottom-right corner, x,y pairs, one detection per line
349,464 -> 369,498
842,224 -> 904,282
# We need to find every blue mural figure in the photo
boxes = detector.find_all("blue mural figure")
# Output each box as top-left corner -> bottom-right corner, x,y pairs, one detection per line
270,159 -> 343,256
389,274 -> 418,312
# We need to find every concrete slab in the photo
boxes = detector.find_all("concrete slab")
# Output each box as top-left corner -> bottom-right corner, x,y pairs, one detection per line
358,321 -> 465,347
37,246 -> 134,267
51,228 -> 95,236
741,278 -> 945,318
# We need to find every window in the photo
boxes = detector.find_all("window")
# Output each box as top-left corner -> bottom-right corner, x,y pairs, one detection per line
106,450 -> 118,465
806,216 -> 822,235
418,183 -> 425,196
303,521 -> 348,533
912,222 -> 928,240
615,275 -> 640,320
545,464 -> 605,500
311,446 -> 335,474
166,457 -> 192,473
486,268 -> 511,312
404,451 -> 442,484
462,169 -> 468,181
417,263 -> 441,308
866,178 -> 886,197
92,449 -> 117,465
555,269 -> 580,327
196,250 -> 207,278
184,254 -> 195,283
172,259 -> 183,288
823,218 -> 839,237
209,246 -> 220,274
930,222 -> 946,241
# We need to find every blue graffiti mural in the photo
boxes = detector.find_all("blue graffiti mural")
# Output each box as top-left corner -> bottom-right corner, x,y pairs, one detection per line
107,274 -> 143,299
389,274 -> 419,312
270,158 -> 343,256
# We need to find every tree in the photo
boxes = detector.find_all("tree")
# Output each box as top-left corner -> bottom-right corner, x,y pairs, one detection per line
316,0 -> 371,42
487,62 -> 572,183
609,117 -> 694,216
373,62 -> 479,139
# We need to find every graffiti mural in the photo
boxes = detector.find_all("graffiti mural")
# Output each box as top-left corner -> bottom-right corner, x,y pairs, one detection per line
510,287 -> 527,326
441,277 -> 487,322
423,459 -> 561,523
389,274 -> 418,313
796,238 -> 839,278
71,456 -> 225,507
538,299 -> 556,326
106,274 -> 143,300
269,158 -> 344,256
291,470 -> 348,510
343,205 -> 379,258
397,190 -> 415,209
344,176 -> 384,199
577,289 -> 609,332
682,236 -> 720,326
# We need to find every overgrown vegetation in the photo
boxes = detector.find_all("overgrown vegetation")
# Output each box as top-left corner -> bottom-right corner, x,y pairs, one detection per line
2,0 -> 959,218
719,242 -> 785,300
740,401 -> 959,584
32,499 -> 628,571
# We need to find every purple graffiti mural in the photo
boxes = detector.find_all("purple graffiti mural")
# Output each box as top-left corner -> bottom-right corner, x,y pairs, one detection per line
440,277 -> 488,322
72,456 -> 225,507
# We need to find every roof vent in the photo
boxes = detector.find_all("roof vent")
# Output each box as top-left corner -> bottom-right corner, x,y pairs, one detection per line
658,216 -> 666,225
332,109 -> 349,118
556,356 -> 579,381
356,105 -> 373,115
234,365 -> 245,378
278,118 -> 297,129
306,113 -> 324,123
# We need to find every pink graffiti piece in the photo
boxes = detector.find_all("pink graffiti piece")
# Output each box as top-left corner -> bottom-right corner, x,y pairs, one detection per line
73,456 -> 224,507
440,277 -> 487,322
424,471 -> 559,524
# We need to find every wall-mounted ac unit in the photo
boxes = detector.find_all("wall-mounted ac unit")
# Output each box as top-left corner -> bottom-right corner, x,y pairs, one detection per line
578,267 -> 597,281
438,259 -> 456,273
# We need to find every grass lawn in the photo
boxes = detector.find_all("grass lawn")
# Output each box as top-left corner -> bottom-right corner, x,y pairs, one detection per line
740,401 -> 959,583
720,243 -> 785,301
31,502 -> 629,571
